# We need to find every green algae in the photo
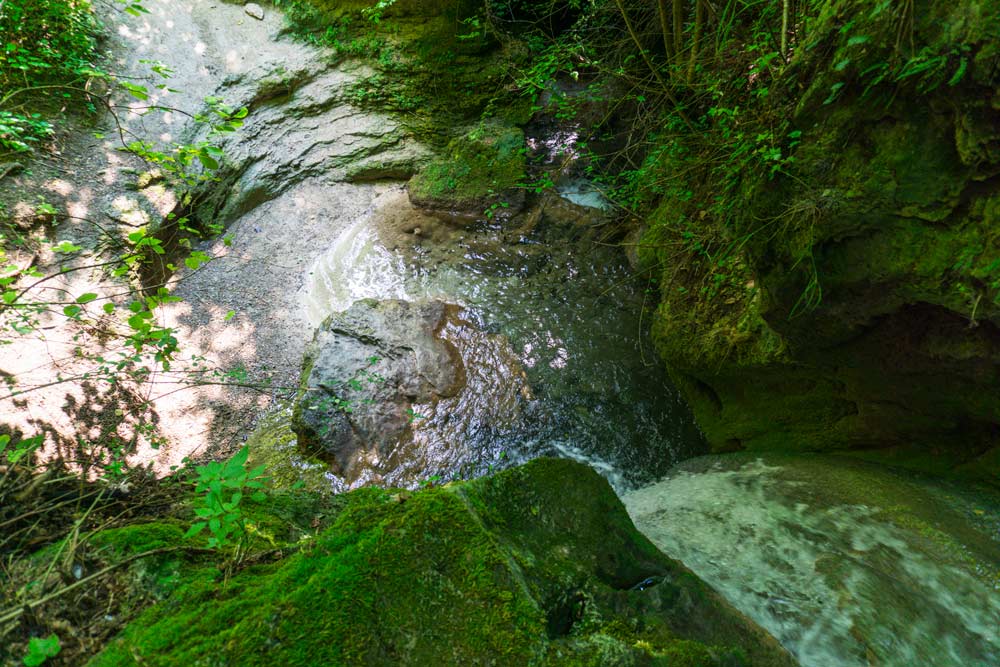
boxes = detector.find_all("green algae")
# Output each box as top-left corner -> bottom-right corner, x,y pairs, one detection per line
245,403 -> 334,493
87,459 -> 795,666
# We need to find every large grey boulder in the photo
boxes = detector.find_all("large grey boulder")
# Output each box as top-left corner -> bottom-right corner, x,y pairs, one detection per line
292,299 -> 466,479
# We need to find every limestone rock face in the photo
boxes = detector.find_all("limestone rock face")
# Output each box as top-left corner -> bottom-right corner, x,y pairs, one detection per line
292,299 -> 465,479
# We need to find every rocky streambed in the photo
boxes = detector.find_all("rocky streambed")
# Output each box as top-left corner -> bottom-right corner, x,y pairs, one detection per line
6,1 -> 999,665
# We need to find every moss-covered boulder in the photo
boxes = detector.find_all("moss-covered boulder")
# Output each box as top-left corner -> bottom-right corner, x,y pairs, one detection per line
642,0 -> 1000,481
88,459 -> 796,666
408,120 -> 527,217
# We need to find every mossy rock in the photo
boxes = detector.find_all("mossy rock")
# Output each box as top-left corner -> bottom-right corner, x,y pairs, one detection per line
408,120 -> 527,217
88,459 -> 795,666
643,0 -> 1000,481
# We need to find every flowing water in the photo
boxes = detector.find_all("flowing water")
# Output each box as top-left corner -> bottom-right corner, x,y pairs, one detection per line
291,188 -> 704,490
623,454 -> 1000,666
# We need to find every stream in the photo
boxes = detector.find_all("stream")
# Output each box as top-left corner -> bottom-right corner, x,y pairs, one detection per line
624,454 -> 1000,666
40,2 -> 1000,664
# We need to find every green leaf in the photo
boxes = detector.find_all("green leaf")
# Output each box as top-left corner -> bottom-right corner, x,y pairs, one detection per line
103,303 -> 116,314
197,153 -> 219,170
7,435 -> 43,465
232,446 -> 250,468
184,251 -> 210,271
948,57 -> 968,86
183,522 -> 207,539
224,310 -> 236,322
3,290 -> 16,304
127,313 -> 149,330
63,305 -> 82,318
823,82 -> 845,105
52,241 -> 82,254
23,634 -> 61,666
122,82 -> 149,101
76,292 -> 99,304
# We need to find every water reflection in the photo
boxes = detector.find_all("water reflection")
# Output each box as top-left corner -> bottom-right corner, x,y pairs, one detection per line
298,189 -> 703,490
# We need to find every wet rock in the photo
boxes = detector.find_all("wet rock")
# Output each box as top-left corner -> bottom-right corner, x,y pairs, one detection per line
243,3 -> 264,20
292,299 -> 466,479
641,0 -> 1000,479
292,297 -> 533,485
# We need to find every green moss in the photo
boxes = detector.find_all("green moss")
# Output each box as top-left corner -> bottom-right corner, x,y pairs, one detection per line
277,0 -> 523,137
91,488 -> 542,666
640,0 -> 1000,475
408,120 -> 526,213
87,522 -> 183,556
89,459 -> 795,666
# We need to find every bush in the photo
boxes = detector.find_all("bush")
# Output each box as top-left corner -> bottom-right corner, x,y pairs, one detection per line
0,0 -> 103,153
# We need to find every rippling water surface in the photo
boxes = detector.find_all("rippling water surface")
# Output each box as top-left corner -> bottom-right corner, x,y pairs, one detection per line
624,454 -> 1000,667
292,189 -> 703,489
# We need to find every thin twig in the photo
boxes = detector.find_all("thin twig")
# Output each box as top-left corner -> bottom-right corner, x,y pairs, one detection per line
0,546 -> 213,629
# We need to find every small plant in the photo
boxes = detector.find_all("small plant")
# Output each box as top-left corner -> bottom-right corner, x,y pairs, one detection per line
418,474 -> 441,488
184,446 -> 267,550
0,434 -> 44,465
22,634 -> 60,666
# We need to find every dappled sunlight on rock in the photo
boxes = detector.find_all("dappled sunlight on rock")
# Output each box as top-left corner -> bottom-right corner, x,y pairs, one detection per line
45,179 -> 74,197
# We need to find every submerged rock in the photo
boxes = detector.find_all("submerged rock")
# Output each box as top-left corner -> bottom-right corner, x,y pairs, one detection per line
88,458 -> 797,666
292,299 -> 531,485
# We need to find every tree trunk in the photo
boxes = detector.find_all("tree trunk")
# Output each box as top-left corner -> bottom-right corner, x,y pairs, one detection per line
687,0 -> 704,82
781,0 -> 790,60
658,0 -> 676,62
672,0 -> 684,56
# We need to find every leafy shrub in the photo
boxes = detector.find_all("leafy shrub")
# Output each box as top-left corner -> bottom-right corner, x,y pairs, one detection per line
0,0 -> 105,154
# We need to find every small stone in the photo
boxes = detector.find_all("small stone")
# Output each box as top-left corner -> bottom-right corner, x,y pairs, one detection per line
244,3 -> 264,20
412,227 -> 422,236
